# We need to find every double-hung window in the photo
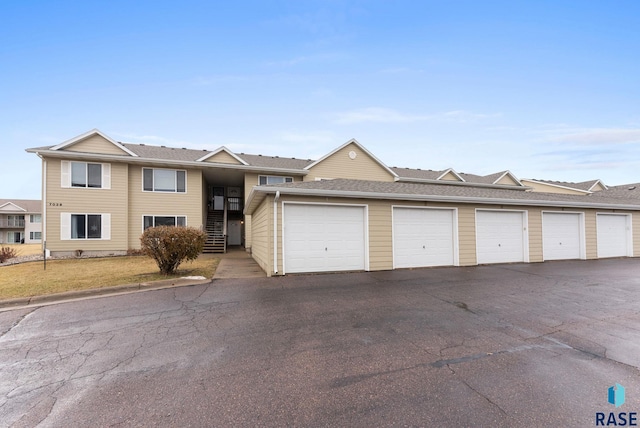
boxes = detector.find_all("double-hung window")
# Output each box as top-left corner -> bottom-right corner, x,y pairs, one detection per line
143,215 -> 187,230
258,175 -> 293,185
30,231 -> 42,240
60,213 -> 110,240
61,161 -> 110,189
30,214 -> 42,223
143,168 -> 186,193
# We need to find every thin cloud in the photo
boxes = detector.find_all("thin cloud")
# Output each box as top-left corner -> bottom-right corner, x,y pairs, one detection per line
279,131 -> 335,144
334,107 -> 500,124
552,128 -> 640,145
264,52 -> 347,67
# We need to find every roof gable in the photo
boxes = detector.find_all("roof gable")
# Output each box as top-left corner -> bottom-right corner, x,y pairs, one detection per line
304,139 -> 398,182
0,202 -> 26,212
51,129 -> 137,157
492,171 -> 522,186
587,180 -> 607,192
437,169 -> 465,182
197,147 -> 248,165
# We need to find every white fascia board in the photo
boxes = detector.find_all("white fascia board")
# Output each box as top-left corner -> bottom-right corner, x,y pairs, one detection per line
247,186 -> 640,212
28,149 -> 308,175
588,180 -> 608,191
436,168 -> 466,182
303,138 -> 399,178
196,146 -> 249,165
493,170 -> 524,186
521,179 -> 591,194
50,129 -> 139,157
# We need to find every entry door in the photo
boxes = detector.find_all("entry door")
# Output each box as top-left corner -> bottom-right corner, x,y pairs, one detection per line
393,207 -> 456,268
476,210 -> 527,264
542,212 -> 583,260
227,220 -> 242,246
597,214 -> 632,258
283,204 -> 366,274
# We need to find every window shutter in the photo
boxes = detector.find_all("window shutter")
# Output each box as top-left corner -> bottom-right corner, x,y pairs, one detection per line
102,163 -> 111,189
60,213 -> 71,240
61,161 -> 70,188
102,214 -> 111,240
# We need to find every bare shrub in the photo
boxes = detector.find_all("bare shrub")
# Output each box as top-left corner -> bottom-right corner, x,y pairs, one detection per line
140,226 -> 207,275
0,247 -> 18,263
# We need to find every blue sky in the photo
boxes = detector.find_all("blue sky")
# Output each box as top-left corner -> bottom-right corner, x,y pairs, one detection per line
2,0 -> 640,199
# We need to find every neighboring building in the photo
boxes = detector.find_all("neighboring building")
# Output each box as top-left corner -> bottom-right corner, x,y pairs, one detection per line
0,199 -> 42,244
27,129 -> 640,275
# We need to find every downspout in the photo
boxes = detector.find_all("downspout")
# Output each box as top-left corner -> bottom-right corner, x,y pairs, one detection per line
273,191 -> 280,275
38,154 -> 47,252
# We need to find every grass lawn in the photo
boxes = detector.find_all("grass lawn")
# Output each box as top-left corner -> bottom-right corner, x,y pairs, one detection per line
2,244 -> 43,257
0,254 -> 219,300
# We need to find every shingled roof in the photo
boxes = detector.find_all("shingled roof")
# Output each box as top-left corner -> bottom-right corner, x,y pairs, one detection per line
245,178 -> 640,214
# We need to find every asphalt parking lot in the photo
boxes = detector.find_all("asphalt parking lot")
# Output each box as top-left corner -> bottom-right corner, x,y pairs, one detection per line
1,259 -> 639,427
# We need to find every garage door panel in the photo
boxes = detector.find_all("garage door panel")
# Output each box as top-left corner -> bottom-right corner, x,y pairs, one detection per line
543,213 -> 582,260
393,208 -> 456,268
476,211 -> 525,264
284,204 -> 366,273
597,214 -> 631,258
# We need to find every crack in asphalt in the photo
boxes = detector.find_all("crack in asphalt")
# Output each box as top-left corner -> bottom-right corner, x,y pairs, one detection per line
0,308 -> 37,339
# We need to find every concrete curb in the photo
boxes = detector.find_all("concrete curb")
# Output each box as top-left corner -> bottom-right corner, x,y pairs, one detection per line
0,278 -> 212,310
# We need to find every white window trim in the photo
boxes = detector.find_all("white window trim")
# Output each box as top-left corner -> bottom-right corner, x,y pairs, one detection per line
258,175 -> 294,185
60,213 -> 111,240
142,167 -> 188,193
141,215 -> 188,232
61,161 -> 111,189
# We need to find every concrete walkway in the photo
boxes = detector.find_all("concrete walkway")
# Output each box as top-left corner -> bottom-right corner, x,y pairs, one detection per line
212,247 -> 266,279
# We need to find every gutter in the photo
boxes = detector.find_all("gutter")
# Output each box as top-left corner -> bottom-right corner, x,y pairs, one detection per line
244,186 -> 640,214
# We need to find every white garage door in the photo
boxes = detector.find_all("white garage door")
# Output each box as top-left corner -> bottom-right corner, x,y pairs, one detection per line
542,212 -> 583,260
476,210 -> 527,264
597,214 -> 632,258
283,204 -> 366,274
393,207 -> 456,268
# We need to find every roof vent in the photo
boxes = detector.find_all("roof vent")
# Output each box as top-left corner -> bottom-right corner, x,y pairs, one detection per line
161,145 -> 166,148
182,147 -> 186,150
629,186 -> 636,190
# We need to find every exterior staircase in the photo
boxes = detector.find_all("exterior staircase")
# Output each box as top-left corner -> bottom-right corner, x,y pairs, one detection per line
203,210 -> 226,253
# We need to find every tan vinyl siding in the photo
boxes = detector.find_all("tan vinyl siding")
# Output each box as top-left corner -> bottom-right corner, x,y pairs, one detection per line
204,151 -> 243,164
368,200 -> 393,270
244,173 -> 259,249
495,174 -> 519,186
44,157 -> 128,253
64,134 -> 130,156
585,210 -> 598,259
591,182 -> 606,191
127,166 -> 203,249
633,213 -> 639,257
440,171 -> 462,181
244,173 -> 303,250
522,180 -> 588,195
457,205 -> 477,265
527,208 -> 543,262
250,195 -> 271,275
305,143 -> 395,182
